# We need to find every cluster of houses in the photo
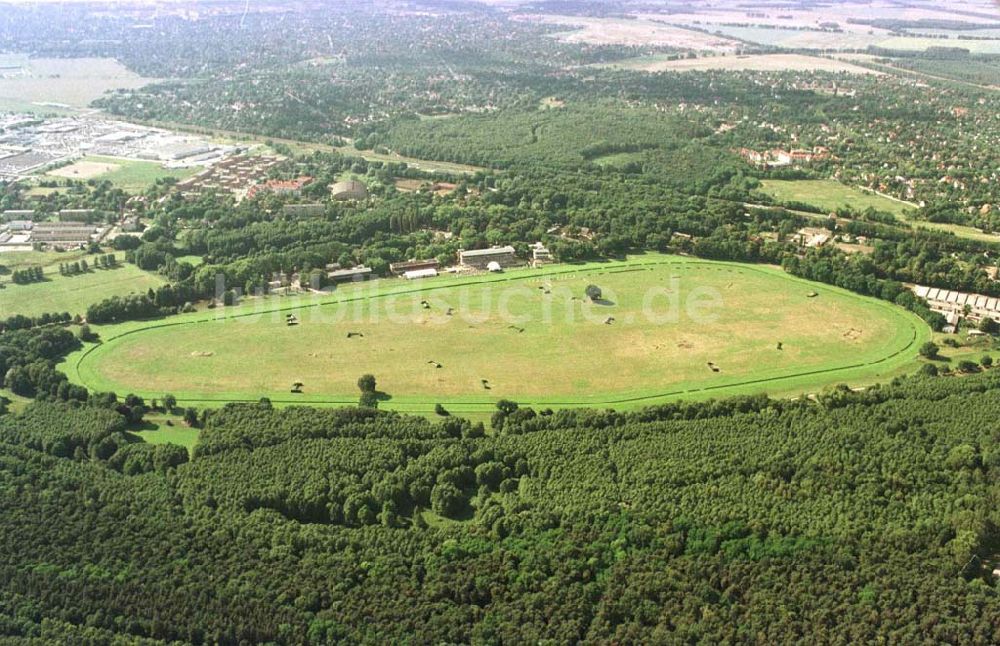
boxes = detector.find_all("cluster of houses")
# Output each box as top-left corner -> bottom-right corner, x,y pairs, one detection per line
245,175 -> 313,200
738,146 -> 830,167
175,154 -> 285,199
912,284 -> 1000,333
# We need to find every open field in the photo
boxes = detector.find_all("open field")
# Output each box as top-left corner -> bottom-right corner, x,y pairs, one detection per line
0,249 -> 93,272
605,53 -> 881,74
877,36 -> 1000,55
63,255 -> 929,416
526,15 -> 739,50
759,179 -> 912,217
131,415 -> 200,454
759,179 -> 1000,242
590,151 -> 645,167
0,54 -> 154,113
0,262 -> 165,318
47,160 -> 120,180
45,155 -> 196,192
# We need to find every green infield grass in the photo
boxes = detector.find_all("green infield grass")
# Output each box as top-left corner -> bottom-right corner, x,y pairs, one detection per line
62,255 -> 930,415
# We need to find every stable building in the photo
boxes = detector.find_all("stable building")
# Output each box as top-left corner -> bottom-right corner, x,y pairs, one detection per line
6,220 -> 33,232
2,209 -> 34,222
389,259 -> 440,276
531,242 -> 552,265
32,222 -> 100,247
58,209 -> 99,222
327,265 -> 373,283
459,246 -> 517,270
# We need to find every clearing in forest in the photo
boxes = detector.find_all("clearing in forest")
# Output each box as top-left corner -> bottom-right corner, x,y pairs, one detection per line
759,179 -> 912,217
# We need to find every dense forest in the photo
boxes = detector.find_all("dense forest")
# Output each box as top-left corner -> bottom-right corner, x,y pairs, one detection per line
3,371 -> 1000,643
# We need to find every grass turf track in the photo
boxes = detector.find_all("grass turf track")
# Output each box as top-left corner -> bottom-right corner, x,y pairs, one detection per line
62,255 -> 930,416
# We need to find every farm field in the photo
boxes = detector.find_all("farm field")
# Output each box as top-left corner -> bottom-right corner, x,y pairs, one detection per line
702,25 -> 881,50
45,155 -> 197,192
603,53 -> 880,74
64,255 -> 929,415
0,262 -> 165,318
878,36 -> 1000,55
759,179 -> 912,217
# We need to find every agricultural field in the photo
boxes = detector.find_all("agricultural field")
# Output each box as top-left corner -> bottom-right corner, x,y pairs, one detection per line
44,155 -> 197,192
699,25 -> 882,50
0,260 -> 165,318
877,37 -> 1000,55
759,179 -> 913,217
604,53 -> 880,74
0,54 -> 155,113
64,255 -> 929,415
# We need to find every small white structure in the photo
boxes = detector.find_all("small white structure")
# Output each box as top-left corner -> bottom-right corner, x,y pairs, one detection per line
487,261 -> 503,273
403,268 -> 438,280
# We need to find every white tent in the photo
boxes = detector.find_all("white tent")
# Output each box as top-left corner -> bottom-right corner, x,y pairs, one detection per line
486,261 -> 502,272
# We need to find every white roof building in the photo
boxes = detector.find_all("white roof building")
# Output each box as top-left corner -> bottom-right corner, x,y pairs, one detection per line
403,268 -> 438,280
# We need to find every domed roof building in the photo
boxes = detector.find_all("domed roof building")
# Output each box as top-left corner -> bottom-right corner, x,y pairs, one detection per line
329,179 -> 369,201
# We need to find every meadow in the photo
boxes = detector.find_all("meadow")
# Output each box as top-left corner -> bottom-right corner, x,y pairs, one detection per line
45,156 -> 197,193
760,179 -> 1000,242
0,260 -> 165,318
760,179 -> 913,216
64,255 -> 929,415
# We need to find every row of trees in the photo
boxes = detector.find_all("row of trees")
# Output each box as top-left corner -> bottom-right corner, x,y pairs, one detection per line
59,254 -> 117,275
